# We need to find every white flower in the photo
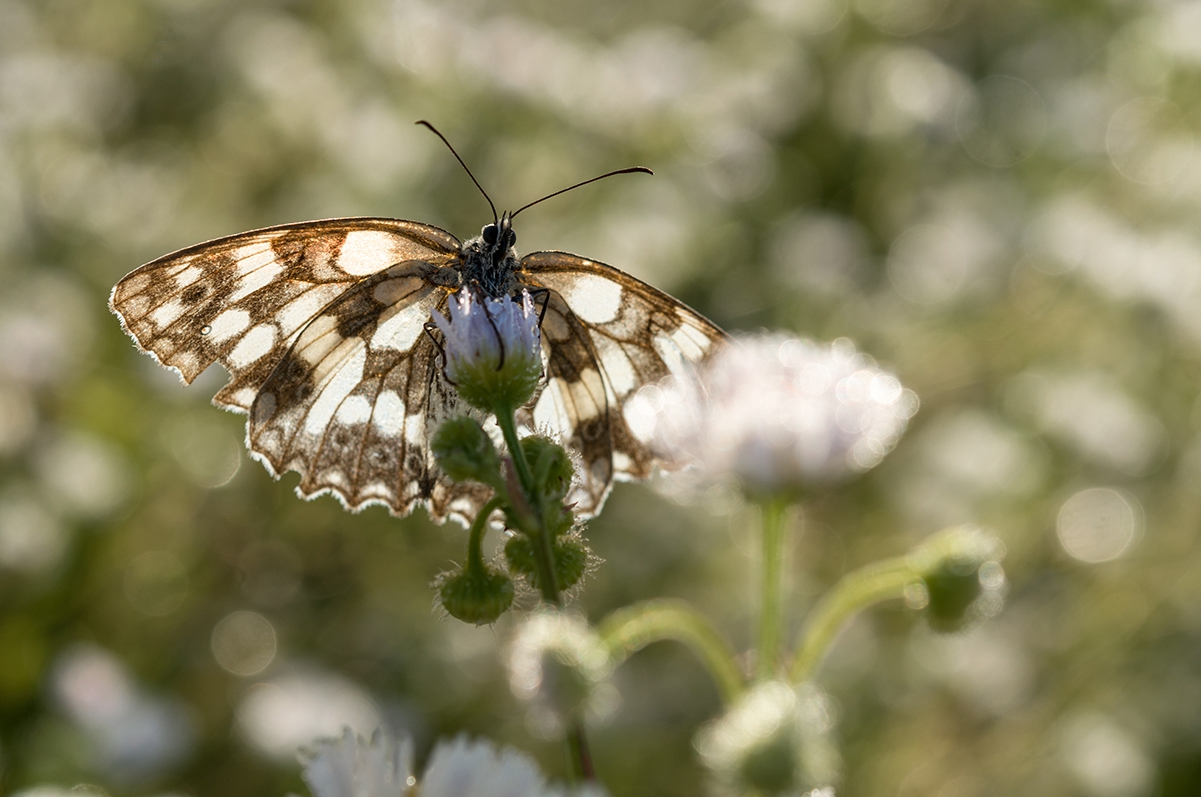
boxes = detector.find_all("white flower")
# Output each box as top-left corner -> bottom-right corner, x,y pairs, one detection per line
302,728 -> 606,797
696,681 -> 839,797
625,334 -> 918,493
302,728 -> 413,797
432,288 -> 543,411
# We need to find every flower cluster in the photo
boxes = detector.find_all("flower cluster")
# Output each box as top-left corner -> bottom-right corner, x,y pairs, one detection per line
625,334 -> 919,495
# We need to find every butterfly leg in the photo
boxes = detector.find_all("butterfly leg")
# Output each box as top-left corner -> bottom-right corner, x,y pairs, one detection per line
528,287 -> 552,327
423,321 -> 457,387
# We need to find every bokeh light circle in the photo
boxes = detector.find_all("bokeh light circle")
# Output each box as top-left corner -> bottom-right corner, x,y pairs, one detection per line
1056,488 -> 1141,564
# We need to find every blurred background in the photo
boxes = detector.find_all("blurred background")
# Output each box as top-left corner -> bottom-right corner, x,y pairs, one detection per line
1,0 -> 1200,794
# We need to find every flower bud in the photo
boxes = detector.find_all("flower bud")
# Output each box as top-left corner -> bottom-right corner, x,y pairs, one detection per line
432,416 -> 502,487
696,681 -> 839,797
923,561 -> 984,633
909,526 -> 1007,633
437,563 -> 514,625
432,288 -> 543,413
521,435 -> 575,503
505,533 -> 589,592
507,611 -> 613,737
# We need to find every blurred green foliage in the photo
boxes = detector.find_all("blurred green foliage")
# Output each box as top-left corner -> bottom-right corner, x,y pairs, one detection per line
2,0 -> 1201,795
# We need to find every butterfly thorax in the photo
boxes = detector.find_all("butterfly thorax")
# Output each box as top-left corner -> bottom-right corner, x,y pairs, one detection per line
459,214 -> 521,298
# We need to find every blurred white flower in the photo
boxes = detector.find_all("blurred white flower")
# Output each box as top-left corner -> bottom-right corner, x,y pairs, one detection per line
432,288 -> 543,411
302,728 -> 606,797
50,645 -> 195,779
302,728 -> 413,797
506,611 -> 615,738
237,668 -> 382,762
696,681 -> 839,796
625,334 -> 918,494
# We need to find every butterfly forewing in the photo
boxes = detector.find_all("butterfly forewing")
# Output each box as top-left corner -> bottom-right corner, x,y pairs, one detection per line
518,251 -> 729,514
109,218 -> 461,400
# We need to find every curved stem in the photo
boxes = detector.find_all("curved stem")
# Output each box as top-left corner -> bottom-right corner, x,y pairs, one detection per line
599,599 -> 744,704
789,557 -> 917,683
757,500 -> 789,680
465,496 -> 504,575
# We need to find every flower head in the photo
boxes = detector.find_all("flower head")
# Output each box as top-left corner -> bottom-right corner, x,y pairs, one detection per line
625,334 -> 918,495
302,728 -> 413,797
302,727 -> 605,797
432,288 -> 543,412
696,681 -> 839,797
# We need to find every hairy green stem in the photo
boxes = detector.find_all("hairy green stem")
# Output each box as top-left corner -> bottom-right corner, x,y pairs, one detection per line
465,496 -> 504,574
494,403 -> 560,604
789,557 -> 917,683
495,403 -> 587,779
757,500 -> 789,680
599,599 -> 744,704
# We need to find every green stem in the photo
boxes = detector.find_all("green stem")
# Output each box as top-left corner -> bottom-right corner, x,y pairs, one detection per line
465,496 -> 504,574
495,403 -> 584,780
599,599 -> 744,704
566,723 -> 594,781
757,500 -> 789,680
788,557 -> 917,683
494,403 -> 560,605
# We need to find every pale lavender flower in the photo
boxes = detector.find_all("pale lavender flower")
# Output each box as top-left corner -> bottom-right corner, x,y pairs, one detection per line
302,727 -> 606,797
431,288 -> 543,411
625,334 -> 919,493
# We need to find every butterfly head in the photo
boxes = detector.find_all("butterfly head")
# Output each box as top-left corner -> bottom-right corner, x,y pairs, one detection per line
480,212 -> 517,266
461,212 -> 520,297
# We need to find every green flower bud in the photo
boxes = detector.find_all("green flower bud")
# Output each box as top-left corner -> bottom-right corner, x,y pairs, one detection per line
910,526 -> 1007,633
507,611 -> 613,734
431,288 -> 543,413
520,436 -> 574,502
923,561 -> 984,633
437,563 -> 514,625
505,534 -> 589,592
696,681 -> 840,796
432,416 -> 502,486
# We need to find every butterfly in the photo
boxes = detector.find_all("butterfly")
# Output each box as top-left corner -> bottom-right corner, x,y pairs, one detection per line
109,124 -> 729,524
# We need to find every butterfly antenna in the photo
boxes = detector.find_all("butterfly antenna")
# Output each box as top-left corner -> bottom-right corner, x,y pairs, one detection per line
511,166 -> 653,219
415,120 -> 498,225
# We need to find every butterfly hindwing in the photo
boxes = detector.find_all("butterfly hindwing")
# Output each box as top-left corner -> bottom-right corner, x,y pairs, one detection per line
518,251 -> 729,514
246,261 -> 486,521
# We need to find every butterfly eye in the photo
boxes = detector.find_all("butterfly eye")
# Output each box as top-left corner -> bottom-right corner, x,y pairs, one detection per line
482,224 -> 498,245
506,229 -> 517,247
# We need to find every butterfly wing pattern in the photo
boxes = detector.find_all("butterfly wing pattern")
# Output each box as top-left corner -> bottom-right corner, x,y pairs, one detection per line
111,217 -> 727,523
518,252 -> 725,515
